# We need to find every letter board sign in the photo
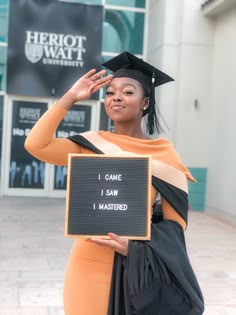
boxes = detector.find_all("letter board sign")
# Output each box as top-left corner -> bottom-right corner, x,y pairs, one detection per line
7,0 -> 103,98
65,154 -> 152,240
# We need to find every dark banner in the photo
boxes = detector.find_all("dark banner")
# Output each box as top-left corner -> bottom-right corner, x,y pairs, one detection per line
7,0 -> 103,98
9,101 -> 47,188
54,104 -> 91,190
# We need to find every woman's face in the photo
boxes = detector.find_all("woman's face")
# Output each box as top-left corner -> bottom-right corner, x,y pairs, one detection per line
104,77 -> 148,124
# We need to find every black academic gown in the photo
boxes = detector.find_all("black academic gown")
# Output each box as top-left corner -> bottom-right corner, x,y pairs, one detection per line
108,220 -> 204,315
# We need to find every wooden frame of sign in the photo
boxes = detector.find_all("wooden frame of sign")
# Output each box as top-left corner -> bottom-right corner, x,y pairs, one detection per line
65,154 -> 152,240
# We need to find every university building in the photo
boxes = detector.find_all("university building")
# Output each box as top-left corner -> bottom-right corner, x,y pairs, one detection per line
0,0 -> 235,221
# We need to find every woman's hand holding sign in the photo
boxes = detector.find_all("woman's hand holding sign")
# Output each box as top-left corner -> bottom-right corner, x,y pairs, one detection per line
89,232 -> 129,256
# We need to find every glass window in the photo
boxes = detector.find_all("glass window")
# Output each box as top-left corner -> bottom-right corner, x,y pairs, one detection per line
0,46 -> 6,91
100,55 -> 112,99
0,0 -> 8,91
99,102 -> 108,130
59,0 -> 102,4
106,0 -> 145,8
103,9 -> 144,54
0,1 -> 8,42
99,102 -> 115,132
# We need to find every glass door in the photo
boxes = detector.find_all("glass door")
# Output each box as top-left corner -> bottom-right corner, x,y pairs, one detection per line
3,97 -> 100,197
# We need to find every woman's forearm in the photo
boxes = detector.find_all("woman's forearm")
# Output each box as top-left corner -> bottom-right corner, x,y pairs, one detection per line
56,90 -> 77,111
24,103 -> 80,165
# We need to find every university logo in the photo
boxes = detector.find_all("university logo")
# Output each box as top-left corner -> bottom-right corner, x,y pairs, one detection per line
24,30 -> 87,67
25,44 -> 43,63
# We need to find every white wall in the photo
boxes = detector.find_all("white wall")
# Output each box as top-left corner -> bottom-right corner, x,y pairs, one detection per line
146,0 -> 236,217
146,0 -> 181,141
147,0 -> 215,166
206,7 -> 236,216
169,0 -> 215,167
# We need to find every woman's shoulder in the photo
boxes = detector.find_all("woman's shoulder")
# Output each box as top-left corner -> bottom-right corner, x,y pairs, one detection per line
98,131 -> 172,145
151,136 -> 174,147
84,131 -> 194,182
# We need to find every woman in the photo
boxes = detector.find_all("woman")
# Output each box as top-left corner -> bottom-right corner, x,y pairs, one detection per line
25,52 -> 204,315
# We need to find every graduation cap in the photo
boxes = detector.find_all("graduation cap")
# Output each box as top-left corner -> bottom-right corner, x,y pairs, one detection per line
102,52 -> 174,135
102,51 -> 174,88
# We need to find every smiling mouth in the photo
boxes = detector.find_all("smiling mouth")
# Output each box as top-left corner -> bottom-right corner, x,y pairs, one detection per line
111,105 -> 125,110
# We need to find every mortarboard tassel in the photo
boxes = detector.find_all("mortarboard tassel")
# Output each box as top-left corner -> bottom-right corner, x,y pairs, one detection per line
147,72 -> 163,135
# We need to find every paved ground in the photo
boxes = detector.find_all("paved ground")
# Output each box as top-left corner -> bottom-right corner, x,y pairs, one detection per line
0,196 -> 235,315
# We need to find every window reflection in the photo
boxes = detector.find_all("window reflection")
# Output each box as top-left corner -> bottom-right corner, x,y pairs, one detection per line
106,0 -> 145,8
0,46 -> 6,91
59,0 -> 102,4
103,10 -> 144,54
0,1 -> 8,42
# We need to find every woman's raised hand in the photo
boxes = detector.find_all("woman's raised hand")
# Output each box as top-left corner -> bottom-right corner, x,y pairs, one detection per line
70,69 -> 113,102
58,69 -> 113,110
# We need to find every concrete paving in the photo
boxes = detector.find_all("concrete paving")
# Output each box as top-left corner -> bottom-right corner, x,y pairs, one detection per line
0,196 -> 235,315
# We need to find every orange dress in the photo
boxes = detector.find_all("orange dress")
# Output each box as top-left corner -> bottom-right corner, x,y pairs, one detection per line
25,103 -> 194,315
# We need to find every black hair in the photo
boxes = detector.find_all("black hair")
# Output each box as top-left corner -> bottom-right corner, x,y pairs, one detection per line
140,83 -> 163,135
